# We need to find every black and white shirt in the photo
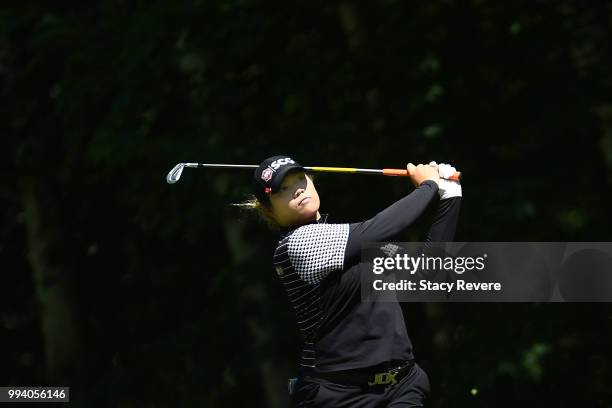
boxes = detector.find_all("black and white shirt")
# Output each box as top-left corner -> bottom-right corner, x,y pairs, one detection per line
273,180 -> 461,373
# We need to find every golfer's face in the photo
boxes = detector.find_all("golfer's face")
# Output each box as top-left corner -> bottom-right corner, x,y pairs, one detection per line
269,170 -> 320,226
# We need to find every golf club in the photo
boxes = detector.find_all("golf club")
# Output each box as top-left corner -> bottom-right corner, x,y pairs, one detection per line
166,162 -> 461,184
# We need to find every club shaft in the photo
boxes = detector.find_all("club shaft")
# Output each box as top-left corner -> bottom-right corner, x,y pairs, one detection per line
193,163 -> 258,169
305,166 -> 382,175
193,164 -> 382,174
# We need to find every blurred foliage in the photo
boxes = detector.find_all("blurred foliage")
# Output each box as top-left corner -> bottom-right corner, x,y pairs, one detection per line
1,0 -> 611,407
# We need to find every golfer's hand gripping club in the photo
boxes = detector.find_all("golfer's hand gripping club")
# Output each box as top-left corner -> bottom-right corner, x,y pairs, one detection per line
428,161 -> 462,199
406,163 -> 440,187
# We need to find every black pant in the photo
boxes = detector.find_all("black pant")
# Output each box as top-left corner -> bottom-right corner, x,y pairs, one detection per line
291,363 -> 431,407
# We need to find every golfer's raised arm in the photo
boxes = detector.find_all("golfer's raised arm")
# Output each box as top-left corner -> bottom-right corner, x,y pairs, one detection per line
343,164 -> 440,265
425,197 -> 461,242
425,162 -> 462,242
343,181 -> 437,264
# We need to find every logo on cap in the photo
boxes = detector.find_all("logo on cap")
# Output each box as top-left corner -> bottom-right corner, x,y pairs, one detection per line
261,168 -> 274,182
270,157 -> 295,170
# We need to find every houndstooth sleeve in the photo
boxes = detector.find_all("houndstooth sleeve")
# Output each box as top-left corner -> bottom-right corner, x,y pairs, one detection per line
287,223 -> 350,285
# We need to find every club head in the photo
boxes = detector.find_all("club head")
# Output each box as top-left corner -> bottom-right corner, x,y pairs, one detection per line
166,163 -> 185,184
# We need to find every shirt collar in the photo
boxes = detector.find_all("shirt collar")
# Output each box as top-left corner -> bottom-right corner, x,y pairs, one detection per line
279,213 -> 329,238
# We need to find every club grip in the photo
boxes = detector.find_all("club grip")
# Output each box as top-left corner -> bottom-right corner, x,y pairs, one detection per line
382,168 -> 461,182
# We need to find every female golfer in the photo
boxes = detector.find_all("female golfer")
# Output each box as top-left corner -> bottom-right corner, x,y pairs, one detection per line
248,155 -> 461,407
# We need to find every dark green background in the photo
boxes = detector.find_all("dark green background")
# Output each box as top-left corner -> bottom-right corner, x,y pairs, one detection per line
2,1 -> 611,406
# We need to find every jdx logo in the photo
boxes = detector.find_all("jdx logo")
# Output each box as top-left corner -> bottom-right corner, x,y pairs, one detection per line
270,157 -> 295,170
367,372 -> 398,386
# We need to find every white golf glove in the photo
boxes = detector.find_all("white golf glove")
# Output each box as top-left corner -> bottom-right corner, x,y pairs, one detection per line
429,161 -> 462,200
